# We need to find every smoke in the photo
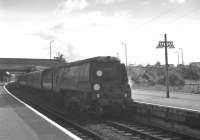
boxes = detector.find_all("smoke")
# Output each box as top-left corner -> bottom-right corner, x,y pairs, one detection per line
54,41 -> 82,62
34,31 -> 56,40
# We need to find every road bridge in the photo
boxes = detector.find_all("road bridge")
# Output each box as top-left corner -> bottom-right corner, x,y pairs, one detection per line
0,58 -> 65,71
0,58 -> 66,81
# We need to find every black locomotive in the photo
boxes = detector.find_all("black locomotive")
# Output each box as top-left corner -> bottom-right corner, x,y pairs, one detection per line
16,56 -> 132,115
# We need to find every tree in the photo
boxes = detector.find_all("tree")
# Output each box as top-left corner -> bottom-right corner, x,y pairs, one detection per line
54,52 -> 66,62
154,61 -> 161,67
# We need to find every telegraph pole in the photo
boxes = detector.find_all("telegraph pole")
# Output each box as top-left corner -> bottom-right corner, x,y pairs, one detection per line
116,52 -> 119,59
157,34 -> 174,98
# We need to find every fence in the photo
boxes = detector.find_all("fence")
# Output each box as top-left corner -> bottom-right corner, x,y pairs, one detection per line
184,80 -> 200,93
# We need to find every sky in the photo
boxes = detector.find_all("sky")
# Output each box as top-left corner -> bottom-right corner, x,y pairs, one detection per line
0,0 -> 200,65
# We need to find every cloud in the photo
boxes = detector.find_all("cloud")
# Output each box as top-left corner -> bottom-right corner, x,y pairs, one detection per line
51,23 -> 65,33
58,0 -> 88,13
96,0 -> 124,5
169,0 -> 186,4
34,23 -> 65,41
140,1 -> 150,5
33,29 -> 81,60
34,5 -> 135,60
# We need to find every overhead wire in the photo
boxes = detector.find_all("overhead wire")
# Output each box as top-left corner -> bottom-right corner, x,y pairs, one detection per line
168,6 -> 200,24
126,2 -> 199,65
132,2 -> 197,31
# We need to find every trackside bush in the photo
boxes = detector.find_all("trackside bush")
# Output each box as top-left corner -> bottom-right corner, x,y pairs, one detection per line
156,71 -> 185,86
168,71 -> 185,86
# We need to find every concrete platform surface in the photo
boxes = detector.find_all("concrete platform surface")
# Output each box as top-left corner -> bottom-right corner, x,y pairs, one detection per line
132,89 -> 200,112
0,86 -> 79,140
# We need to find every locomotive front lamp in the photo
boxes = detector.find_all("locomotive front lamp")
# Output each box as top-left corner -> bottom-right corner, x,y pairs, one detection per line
93,84 -> 100,91
96,70 -> 103,77
124,93 -> 128,98
96,94 -> 100,98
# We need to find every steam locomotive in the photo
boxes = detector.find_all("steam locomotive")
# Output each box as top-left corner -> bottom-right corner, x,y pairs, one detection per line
16,56 -> 132,115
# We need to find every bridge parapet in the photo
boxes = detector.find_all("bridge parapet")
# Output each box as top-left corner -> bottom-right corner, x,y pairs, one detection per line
0,58 -> 66,72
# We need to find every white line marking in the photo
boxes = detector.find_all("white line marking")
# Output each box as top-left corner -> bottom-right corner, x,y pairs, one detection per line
3,85 -> 82,140
135,100 -> 200,113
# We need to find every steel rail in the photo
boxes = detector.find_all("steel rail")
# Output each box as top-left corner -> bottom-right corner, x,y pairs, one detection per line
105,121 -> 198,140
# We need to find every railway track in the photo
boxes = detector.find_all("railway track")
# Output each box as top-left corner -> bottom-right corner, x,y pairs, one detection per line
6,87 -> 106,140
104,121 -> 198,140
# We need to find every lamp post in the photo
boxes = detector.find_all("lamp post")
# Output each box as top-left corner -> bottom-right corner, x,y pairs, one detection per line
174,51 -> 179,66
179,48 -> 184,65
121,42 -> 128,67
116,52 -> 119,58
50,40 -> 54,60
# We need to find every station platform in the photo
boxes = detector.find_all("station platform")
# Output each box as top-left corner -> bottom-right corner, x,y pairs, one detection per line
132,89 -> 200,112
0,85 -> 80,140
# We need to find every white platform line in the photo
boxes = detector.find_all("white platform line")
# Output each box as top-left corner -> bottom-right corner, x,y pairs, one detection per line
3,85 -> 82,140
135,100 -> 200,113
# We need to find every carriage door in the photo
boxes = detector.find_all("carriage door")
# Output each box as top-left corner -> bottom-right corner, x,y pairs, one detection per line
53,68 -> 64,92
